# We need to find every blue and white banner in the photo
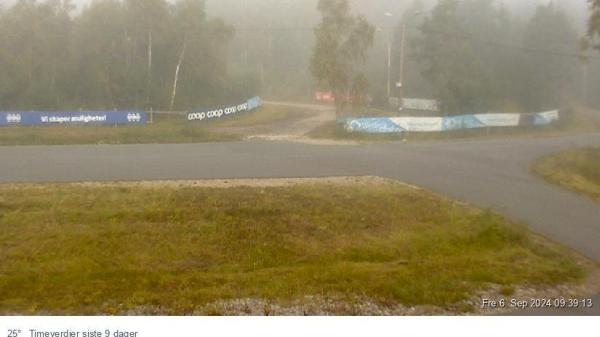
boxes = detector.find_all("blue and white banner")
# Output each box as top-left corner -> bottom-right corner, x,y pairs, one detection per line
533,110 -> 560,126
392,117 -> 444,132
345,118 -> 405,133
0,111 -> 146,126
187,97 -> 262,122
345,110 -> 559,133
442,113 -> 521,131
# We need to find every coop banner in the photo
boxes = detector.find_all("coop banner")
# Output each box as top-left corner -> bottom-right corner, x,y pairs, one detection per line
187,96 -> 262,122
0,111 -> 146,126
344,110 -> 559,133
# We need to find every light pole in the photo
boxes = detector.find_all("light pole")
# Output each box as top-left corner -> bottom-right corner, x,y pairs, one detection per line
582,61 -> 589,104
398,22 -> 406,103
398,11 -> 421,110
578,40 -> 590,105
383,12 -> 393,104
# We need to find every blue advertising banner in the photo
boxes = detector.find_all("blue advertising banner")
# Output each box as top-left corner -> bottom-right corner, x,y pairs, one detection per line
0,111 -> 146,126
344,110 -> 560,134
442,113 -> 521,131
533,110 -> 560,126
187,97 -> 262,122
345,118 -> 405,133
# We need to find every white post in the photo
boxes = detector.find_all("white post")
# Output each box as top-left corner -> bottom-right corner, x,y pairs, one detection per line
146,31 -> 153,107
582,62 -> 588,104
399,23 -> 407,104
170,39 -> 187,112
387,40 -> 392,101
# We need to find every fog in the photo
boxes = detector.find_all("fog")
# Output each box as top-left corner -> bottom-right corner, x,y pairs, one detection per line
1,0 -> 591,23
0,0 -> 598,111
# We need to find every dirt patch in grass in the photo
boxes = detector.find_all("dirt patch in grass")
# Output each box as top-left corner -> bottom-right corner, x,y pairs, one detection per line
211,105 -> 303,129
532,147 -> 600,201
69,176 -> 411,190
0,177 -> 594,315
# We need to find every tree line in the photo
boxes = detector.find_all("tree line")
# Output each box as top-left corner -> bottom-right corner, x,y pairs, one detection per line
0,0 -> 599,114
312,0 -> 600,115
0,0 -> 238,111
590,0 -> 600,48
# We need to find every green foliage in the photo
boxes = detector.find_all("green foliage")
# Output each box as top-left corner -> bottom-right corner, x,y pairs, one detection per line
412,0 -> 581,113
172,0 -> 234,109
590,0 -> 600,49
414,0 -> 493,114
517,3 -> 579,110
0,0 -> 73,109
0,0 -> 234,111
310,0 -> 375,115
0,0 -> 596,112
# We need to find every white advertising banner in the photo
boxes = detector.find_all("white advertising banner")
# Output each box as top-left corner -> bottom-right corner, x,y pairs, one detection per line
401,98 -> 440,112
474,113 -> 521,127
344,110 -> 559,133
390,117 -> 444,132
535,110 -> 560,125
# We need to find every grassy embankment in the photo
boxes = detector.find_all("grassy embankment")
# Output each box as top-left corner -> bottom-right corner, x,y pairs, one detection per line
309,105 -> 600,142
532,147 -> 600,201
0,178 -> 590,314
0,105 -> 296,146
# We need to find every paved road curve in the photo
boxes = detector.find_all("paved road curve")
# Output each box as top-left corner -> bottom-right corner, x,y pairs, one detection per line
1,133 -> 599,314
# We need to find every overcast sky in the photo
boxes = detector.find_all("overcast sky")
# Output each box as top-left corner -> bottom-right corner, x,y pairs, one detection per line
1,0 -> 583,8
0,0 -> 587,10
0,0 -> 590,25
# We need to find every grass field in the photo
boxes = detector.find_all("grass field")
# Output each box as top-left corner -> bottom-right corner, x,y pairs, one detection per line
532,147 -> 600,201
0,105 -> 296,146
0,178 -> 590,315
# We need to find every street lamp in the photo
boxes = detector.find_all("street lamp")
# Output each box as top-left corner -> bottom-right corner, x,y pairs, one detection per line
398,11 -> 422,110
383,12 -> 394,104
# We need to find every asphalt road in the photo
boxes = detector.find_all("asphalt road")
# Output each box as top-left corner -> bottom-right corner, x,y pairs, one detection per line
1,132 -> 599,315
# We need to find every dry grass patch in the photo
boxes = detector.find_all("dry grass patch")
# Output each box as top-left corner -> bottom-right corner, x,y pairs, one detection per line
532,147 -> 600,201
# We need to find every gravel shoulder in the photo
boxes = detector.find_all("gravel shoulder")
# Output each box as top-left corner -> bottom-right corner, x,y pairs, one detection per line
245,101 -> 339,143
